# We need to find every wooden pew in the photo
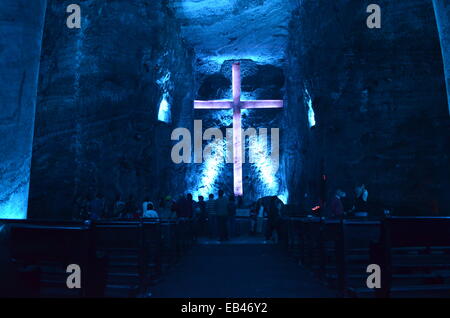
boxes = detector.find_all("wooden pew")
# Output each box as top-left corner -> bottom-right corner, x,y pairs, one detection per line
319,219 -> 380,297
1,217 -> 195,298
92,220 -> 146,297
285,216 -> 381,296
159,219 -> 179,268
142,219 -> 162,284
370,217 -> 450,298
286,216 -> 322,268
92,218 -> 195,296
2,220 -> 106,297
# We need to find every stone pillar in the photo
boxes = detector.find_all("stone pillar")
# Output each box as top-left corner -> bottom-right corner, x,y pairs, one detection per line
433,0 -> 450,115
0,0 -> 47,218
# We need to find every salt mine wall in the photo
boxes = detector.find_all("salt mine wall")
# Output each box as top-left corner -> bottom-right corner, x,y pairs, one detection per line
433,0 -> 450,115
0,0 -> 47,219
285,0 -> 450,215
28,0 -> 195,219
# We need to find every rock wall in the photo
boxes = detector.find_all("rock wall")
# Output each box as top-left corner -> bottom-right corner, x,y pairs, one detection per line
0,0 -> 47,219
433,0 -> 450,115
28,0 -> 195,219
285,0 -> 450,215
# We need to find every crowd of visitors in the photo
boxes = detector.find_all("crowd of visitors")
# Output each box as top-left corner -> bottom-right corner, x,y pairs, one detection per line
73,189 -> 285,242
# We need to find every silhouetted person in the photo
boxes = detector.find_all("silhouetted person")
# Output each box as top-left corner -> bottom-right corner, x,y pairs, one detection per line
90,193 -> 105,220
112,193 -> 125,218
237,195 -> 244,208
216,190 -> 229,242
197,195 -> 207,236
206,194 -> 217,239
142,197 -> 150,216
123,194 -> 139,219
159,196 -> 176,219
177,193 -> 194,218
228,195 -> 237,238
329,189 -> 345,219
353,184 -> 369,216
265,196 -> 283,242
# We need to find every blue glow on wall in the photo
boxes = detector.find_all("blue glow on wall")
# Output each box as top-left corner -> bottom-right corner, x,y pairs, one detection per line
156,71 -> 173,123
249,135 -> 279,196
211,109 -> 233,126
305,88 -> 316,128
0,183 -> 29,219
158,93 -> 172,123
189,139 -> 227,199
278,190 -> 289,204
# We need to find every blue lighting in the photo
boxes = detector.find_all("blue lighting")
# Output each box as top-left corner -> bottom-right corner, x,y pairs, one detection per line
212,109 -> 233,126
156,71 -> 172,123
0,184 -> 29,219
158,93 -> 172,123
249,136 -> 279,196
278,190 -> 289,204
189,139 -> 227,199
305,88 -> 316,128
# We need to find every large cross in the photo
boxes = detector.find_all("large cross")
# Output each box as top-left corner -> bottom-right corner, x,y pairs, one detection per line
194,62 -> 284,196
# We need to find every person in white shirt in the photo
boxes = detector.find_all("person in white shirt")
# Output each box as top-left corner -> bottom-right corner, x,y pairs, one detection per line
143,202 -> 159,220
142,198 -> 150,216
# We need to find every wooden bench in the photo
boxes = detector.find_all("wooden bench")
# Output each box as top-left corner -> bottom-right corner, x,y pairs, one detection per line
92,220 -> 145,297
1,217 -> 195,297
318,219 -> 380,297
286,216 -> 322,268
3,220 -> 106,297
369,217 -> 450,298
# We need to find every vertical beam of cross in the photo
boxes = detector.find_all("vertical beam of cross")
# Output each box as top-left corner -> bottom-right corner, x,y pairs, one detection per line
194,62 -> 283,197
232,63 -> 243,195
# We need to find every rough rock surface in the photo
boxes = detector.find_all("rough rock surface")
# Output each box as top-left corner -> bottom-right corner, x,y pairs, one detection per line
3,0 -> 448,217
433,0 -> 450,115
28,0 -> 195,218
285,0 -> 450,215
171,0 -> 294,74
0,0 -> 47,219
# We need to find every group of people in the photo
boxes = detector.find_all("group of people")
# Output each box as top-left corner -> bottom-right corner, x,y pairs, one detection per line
74,193 -> 176,221
328,184 -> 369,218
73,190 -> 242,240
203,190 -> 240,242
74,189 -> 286,242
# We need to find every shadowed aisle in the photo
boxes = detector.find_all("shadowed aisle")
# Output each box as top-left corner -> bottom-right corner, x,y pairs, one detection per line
149,240 -> 336,298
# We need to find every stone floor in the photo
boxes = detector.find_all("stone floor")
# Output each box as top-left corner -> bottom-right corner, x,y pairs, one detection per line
149,236 -> 337,298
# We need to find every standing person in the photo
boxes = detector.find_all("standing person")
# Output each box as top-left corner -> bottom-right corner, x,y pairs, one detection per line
227,195 -> 237,238
123,194 -> 139,219
265,196 -> 283,242
90,193 -> 105,220
176,193 -> 195,219
143,202 -> 159,219
353,184 -> 369,217
197,195 -> 207,236
216,190 -> 229,242
112,193 -> 125,219
142,197 -> 150,216
329,189 -> 345,219
206,194 -> 217,239
159,196 -> 176,219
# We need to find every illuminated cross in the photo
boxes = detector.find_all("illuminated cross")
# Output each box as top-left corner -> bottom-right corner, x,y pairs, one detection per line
194,62 -> 284,196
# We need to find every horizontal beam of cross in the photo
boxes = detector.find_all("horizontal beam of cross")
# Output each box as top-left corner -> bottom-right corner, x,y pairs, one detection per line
194,100 -> 283,110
